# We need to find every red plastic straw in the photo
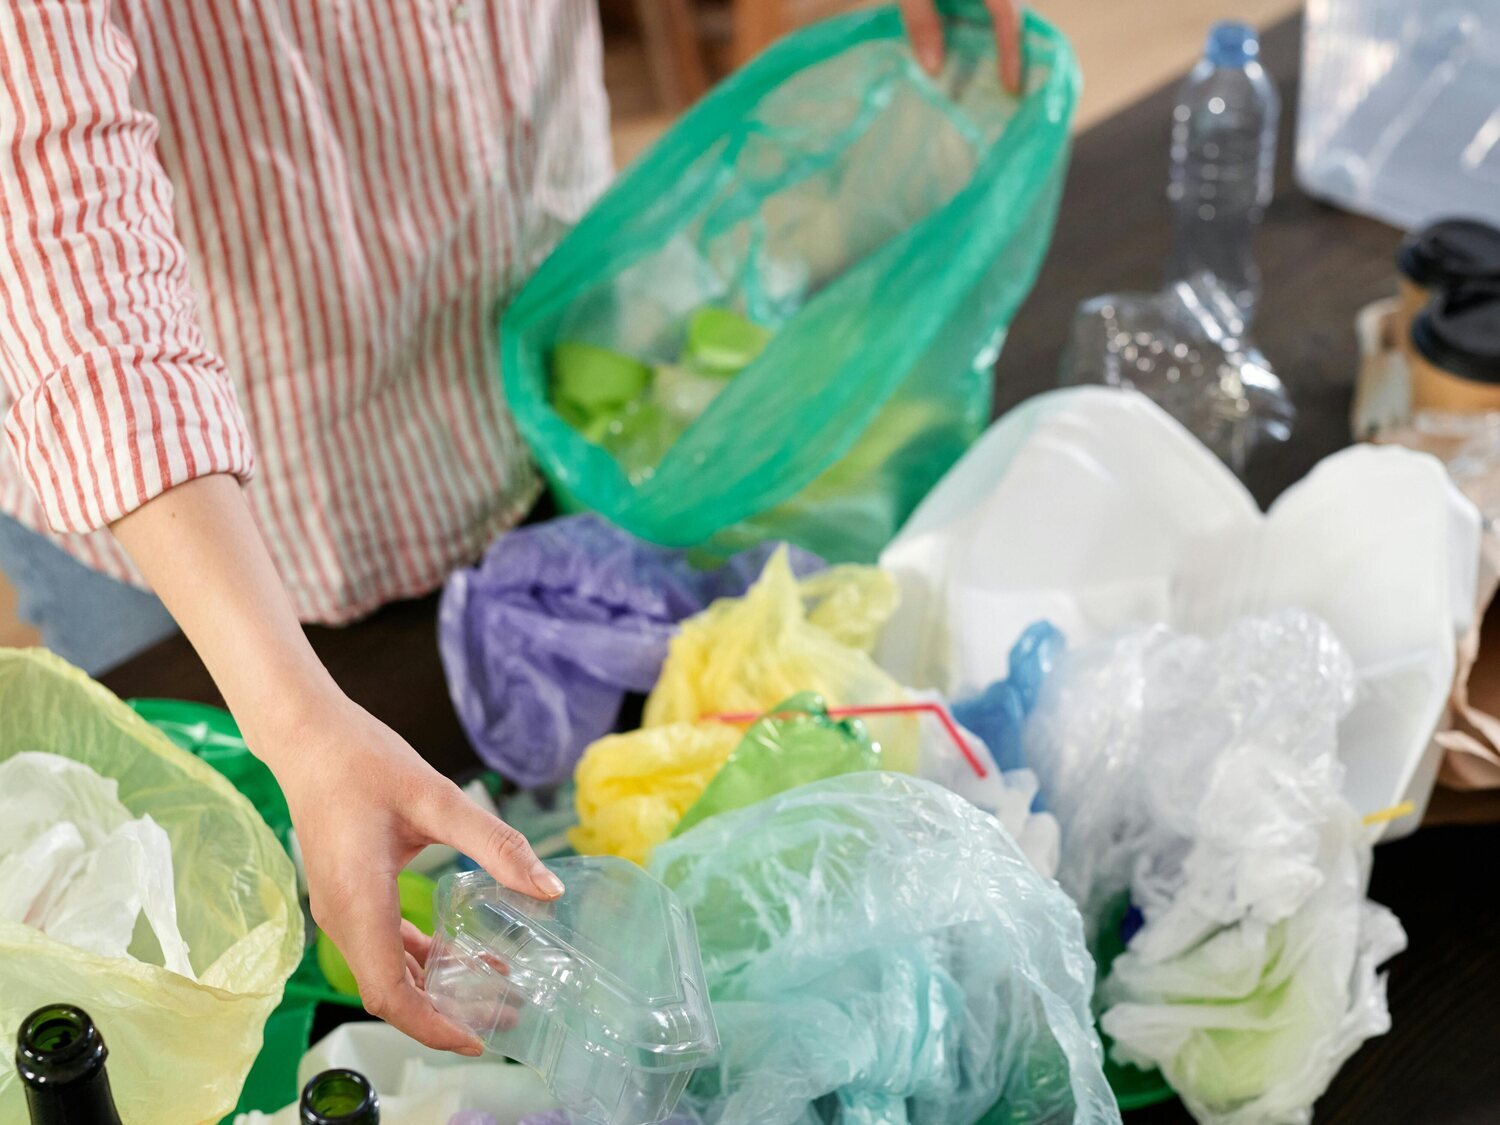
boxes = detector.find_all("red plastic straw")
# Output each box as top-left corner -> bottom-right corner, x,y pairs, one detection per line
704,700 -> 988,779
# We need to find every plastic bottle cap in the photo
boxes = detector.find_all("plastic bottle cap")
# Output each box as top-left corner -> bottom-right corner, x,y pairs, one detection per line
1411,282 -> 1500,384
1204,21 -> 1259,67
1397,218 -> 1500,291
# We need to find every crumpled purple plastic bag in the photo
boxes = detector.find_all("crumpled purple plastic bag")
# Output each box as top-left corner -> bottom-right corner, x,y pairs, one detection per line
439,515 -> 822,787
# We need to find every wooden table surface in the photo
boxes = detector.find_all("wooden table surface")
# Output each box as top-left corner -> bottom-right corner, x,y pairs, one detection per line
103,14 -> 1500,1123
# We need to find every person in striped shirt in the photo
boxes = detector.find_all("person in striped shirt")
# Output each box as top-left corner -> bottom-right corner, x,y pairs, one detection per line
0,0 -> 1018,1054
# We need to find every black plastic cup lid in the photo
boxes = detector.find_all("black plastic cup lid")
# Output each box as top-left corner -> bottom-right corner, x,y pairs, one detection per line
1412,282 -> 1500,384
1398,218 -> 1500,290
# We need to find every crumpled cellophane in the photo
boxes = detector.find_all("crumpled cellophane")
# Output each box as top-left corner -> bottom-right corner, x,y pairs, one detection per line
649,771 -> 1120,1125
1025,612 -> 1406,1124
0,650 -> 302,1125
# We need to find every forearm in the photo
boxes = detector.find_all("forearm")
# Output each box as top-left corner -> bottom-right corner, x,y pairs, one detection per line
110,474 -> 335,769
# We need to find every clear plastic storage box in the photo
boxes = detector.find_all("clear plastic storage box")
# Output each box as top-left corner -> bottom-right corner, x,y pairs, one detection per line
425,858 -> 719,1125
1297,0 -> 1500,229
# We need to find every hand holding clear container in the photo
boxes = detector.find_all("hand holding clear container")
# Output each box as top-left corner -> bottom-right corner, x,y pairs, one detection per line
423,858 -> 719,1125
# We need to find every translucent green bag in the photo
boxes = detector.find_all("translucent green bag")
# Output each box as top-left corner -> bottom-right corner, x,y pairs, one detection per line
503,7 -> 1079,562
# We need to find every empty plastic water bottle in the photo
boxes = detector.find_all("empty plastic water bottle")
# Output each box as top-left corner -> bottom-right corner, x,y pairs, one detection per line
1166,22 -> 1279,324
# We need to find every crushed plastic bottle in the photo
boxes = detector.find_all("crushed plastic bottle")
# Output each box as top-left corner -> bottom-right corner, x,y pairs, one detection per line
1059,273 -> 1292,475
1061,22 -> 1287,475
425,859 -> 719,1125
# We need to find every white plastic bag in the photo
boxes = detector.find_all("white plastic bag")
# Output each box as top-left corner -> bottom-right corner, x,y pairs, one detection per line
911,692 -> 1061,877
0,752 -> 193,977
880,386 -> 1481,833
1027,611 -> 1406,1125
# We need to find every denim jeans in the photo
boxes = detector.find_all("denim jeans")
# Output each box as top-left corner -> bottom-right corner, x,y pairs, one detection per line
0,515 -> 178,675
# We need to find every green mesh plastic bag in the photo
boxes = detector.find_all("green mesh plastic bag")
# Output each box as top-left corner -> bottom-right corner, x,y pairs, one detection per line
503,7 -> 1079,562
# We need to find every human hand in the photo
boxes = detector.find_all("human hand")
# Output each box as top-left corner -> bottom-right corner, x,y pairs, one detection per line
898,0 -> 1023,95
109,479 -> 559,1052
254,689 -> 562,1054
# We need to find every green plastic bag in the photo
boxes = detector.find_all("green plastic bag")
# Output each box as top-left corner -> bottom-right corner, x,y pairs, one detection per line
0,653 -> 302,1125
671,692 -> 882,837
503,7 -> 1079,562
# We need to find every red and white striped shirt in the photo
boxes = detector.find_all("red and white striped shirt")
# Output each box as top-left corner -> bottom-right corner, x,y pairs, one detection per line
0,0 -> 612,622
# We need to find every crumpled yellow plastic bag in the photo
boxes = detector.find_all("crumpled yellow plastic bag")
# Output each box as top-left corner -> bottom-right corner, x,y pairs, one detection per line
569,722 -> 742,864
0,650 -> 302,1125
645,548 -> 907,732
572,550 -> 915,863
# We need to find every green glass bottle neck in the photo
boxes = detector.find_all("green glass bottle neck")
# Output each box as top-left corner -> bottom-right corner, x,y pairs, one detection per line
15,1006 -> 123,1125
300,1068 -> 381,1124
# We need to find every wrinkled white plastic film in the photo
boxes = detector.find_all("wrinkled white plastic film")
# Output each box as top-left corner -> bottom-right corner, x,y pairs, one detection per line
1027,612 -> 1406,1125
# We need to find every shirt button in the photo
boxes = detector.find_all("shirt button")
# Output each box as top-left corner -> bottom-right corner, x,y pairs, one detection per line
452,3 -> 470,21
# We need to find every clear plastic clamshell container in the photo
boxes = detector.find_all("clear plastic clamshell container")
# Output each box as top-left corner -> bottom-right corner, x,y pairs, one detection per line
425,857 -> 719,1125
1297,0 -> 1500,229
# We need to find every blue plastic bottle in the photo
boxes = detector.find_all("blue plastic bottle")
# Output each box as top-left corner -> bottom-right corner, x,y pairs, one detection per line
1166,22 -> 1280,325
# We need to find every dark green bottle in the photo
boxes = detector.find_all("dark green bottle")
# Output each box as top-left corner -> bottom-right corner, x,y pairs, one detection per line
15,1005 -> 123,1125
300,1068 -> 380,1124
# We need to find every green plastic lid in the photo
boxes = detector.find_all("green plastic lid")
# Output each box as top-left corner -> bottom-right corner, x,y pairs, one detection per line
551,341 -> 652,413
683,308 -> 772,375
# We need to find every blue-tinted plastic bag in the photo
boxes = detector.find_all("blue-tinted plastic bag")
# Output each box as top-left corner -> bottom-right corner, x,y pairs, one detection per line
953,620 -> 1065,775
503,9 -> 1078,563
649,772 -> 1120,1125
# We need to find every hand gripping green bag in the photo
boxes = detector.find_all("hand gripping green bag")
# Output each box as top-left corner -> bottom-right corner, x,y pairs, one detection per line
503,6 -> 1079,563
0,652 -> 302,1125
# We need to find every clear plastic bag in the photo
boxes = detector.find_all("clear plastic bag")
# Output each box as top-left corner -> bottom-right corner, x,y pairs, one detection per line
648,772 -> 1120,1125
0,651 -> 302,1125
879,386 -> 1480,835
1025,612 -> 1406,1124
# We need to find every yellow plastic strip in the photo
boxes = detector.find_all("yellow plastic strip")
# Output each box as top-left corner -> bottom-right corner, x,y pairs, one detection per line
1362,800 -> 1416,827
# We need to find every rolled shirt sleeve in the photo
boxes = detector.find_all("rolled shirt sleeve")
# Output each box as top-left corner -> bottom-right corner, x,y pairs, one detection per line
0,1 -> 253,535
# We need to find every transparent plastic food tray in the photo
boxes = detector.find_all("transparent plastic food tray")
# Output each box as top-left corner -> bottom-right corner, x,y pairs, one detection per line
425,857 -> 718,1125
